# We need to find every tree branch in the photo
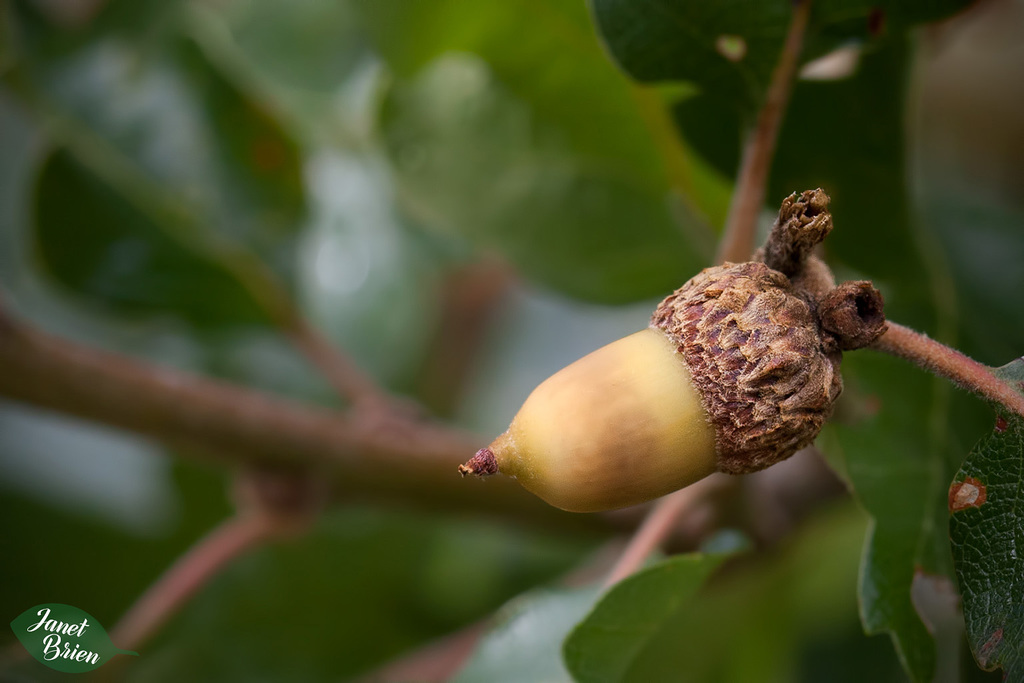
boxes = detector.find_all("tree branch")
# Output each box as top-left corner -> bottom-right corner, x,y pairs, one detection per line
871,321 -> 1024,419
0,304 -> 601,530
281,311 -> 398,412
603,475 -> 732,586
414,259 -> 513,417
220,251 -> 397,412
109,512 -> 289,654
360,620 -> 490,683
716,0 -> 813,264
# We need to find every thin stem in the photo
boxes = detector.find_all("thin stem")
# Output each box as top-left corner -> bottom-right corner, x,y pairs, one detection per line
871,321 -> 1024,419
604,476 -> 728,586
414,260 -> 513,417
360,621 -> 490,683
716,0 -> 813,264
109,512 -> 286,653
282,313 -> 395,411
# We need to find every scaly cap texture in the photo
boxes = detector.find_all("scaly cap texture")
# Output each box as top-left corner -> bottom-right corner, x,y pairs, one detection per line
650,261 -> 842,474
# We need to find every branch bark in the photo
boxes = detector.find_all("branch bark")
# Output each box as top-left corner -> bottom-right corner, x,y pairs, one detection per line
603,475 -> 732,586
716,0 -> 813,264
0,306 -> 600,530
109,512 -> 288,654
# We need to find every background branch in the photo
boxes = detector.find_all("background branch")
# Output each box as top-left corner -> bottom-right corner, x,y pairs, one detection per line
0,303 -> 600,530
7,77 -> 392,413
108,511 -> 289,655
716,0 -> 812,264
604,475 -> 732,586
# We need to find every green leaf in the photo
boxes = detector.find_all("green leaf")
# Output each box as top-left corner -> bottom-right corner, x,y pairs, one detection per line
32,148 -> 270,327
591,0 -> 791,116
827,356 -> 950,682
126,509 -> 590,682
7,0 -> 186,60
454,586 -> 601,683
379,56 -> 703,303
677,37 -> 928,285
951,360 -> 1024,678
24,33 -> 306,269
604,504 -> 877,682
761,37 -> 999,682
194,0 -> 371,133
203,0 -> 367,95
9,4 -> 307,325
772,42 -> 922,285
674,43 -> 999,680
591,0 -> 974,119
171,35 -> 307,266
562,545 -> 740,683
357,0 -> 715,303
10,603 -> 136,673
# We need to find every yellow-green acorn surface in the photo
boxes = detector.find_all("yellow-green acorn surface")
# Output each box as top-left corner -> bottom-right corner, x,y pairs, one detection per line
461,259 -> 854,513
484,328 -> 716,512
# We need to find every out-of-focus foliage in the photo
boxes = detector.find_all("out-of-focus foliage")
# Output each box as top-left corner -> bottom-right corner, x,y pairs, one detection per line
358,0 -> 715,302
592,0 -> 971,118
563,536 -> 745,682
1,0 -> 1023,680
455,586 -> 602,683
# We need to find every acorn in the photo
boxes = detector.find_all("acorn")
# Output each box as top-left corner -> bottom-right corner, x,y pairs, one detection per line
460,190 -> 887,512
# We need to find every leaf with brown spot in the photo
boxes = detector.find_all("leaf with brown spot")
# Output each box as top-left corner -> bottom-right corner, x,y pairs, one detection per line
950,403 -> 1024,678
948,477 -> 987,513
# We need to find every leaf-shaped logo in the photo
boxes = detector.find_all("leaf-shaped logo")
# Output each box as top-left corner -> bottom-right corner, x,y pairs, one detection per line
10,603 -> 137,673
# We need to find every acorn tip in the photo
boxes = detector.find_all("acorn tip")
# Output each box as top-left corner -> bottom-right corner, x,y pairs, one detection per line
459,448 -> 498,477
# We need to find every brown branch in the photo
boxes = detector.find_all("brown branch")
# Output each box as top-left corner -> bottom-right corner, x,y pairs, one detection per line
603,475 -> 732,586
109,512 -> 288,654
207,241 -> 396,412
414,259 -> 514,417
871,321 -> 1024,419
360,620 -> 490,683
0,305 -> 602,530
282,312 -> 398,411
716,0 -> 813,264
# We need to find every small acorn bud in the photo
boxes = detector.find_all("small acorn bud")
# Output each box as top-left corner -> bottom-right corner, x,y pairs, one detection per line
461,191 -> 883,513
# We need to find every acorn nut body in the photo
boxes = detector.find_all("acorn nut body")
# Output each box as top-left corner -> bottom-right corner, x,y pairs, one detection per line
462,261 -> 845,513
484,328 -> 717,512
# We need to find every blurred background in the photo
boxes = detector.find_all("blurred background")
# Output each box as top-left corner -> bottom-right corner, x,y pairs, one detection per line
1,0 -> 1022,680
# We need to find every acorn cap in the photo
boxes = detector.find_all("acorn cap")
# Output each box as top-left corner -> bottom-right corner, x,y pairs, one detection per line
650,260 -> 842,475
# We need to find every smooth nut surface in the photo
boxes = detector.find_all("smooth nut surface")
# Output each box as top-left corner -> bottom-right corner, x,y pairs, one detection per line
488,329 -> 717,512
